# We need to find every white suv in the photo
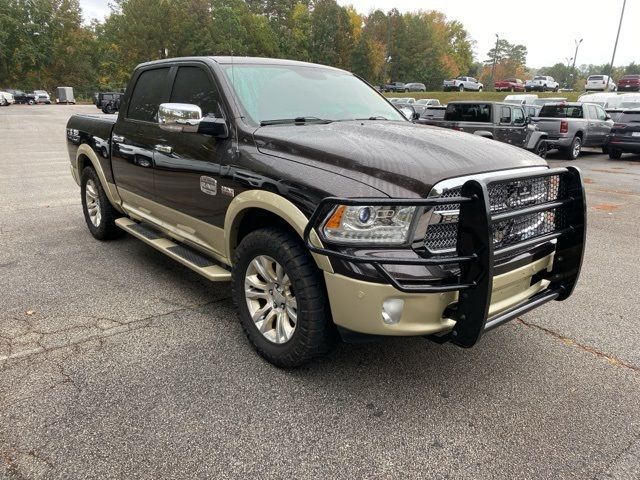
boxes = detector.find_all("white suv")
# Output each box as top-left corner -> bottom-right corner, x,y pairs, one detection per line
525,76 -> 559,92
585,75 -> 616,92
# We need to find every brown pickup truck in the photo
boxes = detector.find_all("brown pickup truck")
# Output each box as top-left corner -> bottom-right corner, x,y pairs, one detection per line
66,56 -> 586,367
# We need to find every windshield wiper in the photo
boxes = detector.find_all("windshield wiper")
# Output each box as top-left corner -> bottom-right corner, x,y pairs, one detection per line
260,116 -> 333,126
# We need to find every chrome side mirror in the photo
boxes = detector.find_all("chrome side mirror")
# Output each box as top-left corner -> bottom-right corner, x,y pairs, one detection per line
158,103 -> 202,133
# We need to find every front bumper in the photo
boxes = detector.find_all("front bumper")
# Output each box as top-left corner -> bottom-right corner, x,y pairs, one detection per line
304,167 -> 586,347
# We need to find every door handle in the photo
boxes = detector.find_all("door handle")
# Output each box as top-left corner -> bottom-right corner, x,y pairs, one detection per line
154,144 -> 173,154
112,134 -> 125,143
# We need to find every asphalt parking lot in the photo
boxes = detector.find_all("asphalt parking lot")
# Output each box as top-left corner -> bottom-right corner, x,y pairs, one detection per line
1,104 -> 639,479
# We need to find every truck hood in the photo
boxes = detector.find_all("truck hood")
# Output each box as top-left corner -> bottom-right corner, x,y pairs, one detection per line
253,121 -> 546,198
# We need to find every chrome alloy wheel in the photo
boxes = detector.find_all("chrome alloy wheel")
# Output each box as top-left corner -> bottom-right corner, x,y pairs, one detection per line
85,179 -> 102,227
244,255 -> 297,344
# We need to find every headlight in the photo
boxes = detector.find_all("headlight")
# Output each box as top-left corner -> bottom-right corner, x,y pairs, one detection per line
321,205 -> 417,244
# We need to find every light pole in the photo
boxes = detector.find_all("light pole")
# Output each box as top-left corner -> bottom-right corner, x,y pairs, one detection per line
607,0 -> 626,89
565,57 -> 573,88
490,34 -> 499,91
570,38 -> 583,89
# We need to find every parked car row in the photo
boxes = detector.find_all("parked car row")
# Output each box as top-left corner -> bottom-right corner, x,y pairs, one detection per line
0,89 -> 53,105
380,82 -> 426,92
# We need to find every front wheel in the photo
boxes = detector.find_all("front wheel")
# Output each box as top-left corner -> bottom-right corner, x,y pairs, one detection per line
478,87 -> 483,92
232,228 -> 336,368
459,85 -> 464,92
535,140 -> 548,159
80,166 -> 123,240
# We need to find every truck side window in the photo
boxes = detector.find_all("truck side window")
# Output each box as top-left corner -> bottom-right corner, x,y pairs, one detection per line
127,67 -> 170,122
587,105 -> 598,119
500,107 -> 512,124
171,66 -> 223,118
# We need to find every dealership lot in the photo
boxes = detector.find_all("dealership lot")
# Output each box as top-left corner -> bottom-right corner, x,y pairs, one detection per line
1,105 -> 639,479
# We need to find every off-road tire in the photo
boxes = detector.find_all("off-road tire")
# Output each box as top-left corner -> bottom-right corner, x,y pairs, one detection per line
232,228 -> 337,368
609,148 -> 622,160
80,166 -> 123,240
562,135 -> 582,160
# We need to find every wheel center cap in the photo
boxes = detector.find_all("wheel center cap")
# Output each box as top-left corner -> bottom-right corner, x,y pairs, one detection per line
272,288 -> 286,305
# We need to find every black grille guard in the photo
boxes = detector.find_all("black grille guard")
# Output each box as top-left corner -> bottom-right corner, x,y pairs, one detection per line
303,166 -> 586,347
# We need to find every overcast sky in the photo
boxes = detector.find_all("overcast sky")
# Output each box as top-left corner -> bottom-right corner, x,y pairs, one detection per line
80,0 -> 638,68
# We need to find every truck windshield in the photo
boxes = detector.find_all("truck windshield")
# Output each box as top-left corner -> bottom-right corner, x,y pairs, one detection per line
539,105 -> 583,118
221,64 -> 404,124
444,103 -> 491,122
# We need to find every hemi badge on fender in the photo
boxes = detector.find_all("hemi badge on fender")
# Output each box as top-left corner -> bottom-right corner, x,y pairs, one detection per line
221,186 -> 235,198
200,176 -> 217,196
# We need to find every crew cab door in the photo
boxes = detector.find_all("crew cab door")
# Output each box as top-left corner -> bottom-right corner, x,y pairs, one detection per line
111,66 -> 172,201
585,104 -> 609,145
151,63 -> 234,254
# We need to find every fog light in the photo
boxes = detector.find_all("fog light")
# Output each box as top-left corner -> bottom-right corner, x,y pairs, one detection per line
381,298 -> 404,325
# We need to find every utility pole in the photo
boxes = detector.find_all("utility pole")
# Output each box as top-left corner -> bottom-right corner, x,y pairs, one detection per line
383,12 -> 392,83
570,38 -> 583,89
607,0 -> 626,89
565,57 -> 573,88
490,34 -> 499,91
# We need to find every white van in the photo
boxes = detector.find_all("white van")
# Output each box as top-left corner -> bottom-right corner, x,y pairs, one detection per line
577,92 -> 620,108
503,94 -> 538,105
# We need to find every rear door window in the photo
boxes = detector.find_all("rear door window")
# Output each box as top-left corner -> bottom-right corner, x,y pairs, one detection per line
127,67 -> 171,122
500,106 -> 512,124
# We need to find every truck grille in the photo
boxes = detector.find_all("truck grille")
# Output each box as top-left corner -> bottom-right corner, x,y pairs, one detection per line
424,174 -> 565,252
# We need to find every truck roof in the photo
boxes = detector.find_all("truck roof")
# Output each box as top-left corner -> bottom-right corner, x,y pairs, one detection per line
136,56 -> 347,73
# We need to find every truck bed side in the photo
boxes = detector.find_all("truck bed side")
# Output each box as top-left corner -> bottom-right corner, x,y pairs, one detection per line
66,114 -> 117,186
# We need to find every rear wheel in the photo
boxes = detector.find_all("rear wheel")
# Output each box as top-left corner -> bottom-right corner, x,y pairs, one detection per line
80,166 -> 123,240
609,148 -> 623,160
232,228 -> 336,368
510,87 -> 515,92
563,135 -> 582,160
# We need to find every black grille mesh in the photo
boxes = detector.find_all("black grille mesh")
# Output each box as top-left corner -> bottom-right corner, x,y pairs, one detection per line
424,174 -> 564,252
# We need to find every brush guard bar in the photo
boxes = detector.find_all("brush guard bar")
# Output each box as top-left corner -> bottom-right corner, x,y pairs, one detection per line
303,167 -> 586,347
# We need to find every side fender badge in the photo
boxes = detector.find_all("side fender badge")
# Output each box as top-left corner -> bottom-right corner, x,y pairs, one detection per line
200,176 -> 217,196
221,186 -> 235,198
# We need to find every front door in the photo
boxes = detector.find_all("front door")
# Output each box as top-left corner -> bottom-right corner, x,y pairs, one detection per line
495,106 -> 513,143
152,63 -> 235,256
509,107 -> 529,147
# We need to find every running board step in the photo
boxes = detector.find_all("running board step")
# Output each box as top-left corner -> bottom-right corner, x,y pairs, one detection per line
115,217 -> 231,282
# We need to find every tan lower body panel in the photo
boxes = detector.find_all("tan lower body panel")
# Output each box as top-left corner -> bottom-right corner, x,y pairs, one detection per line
115,218 -> 231,281
117,188 -> 230,266
324,252 -> 554,336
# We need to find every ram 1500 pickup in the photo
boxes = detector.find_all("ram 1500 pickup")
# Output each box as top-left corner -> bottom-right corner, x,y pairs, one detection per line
532,102 -> 614,159
66,57 -> 586,367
